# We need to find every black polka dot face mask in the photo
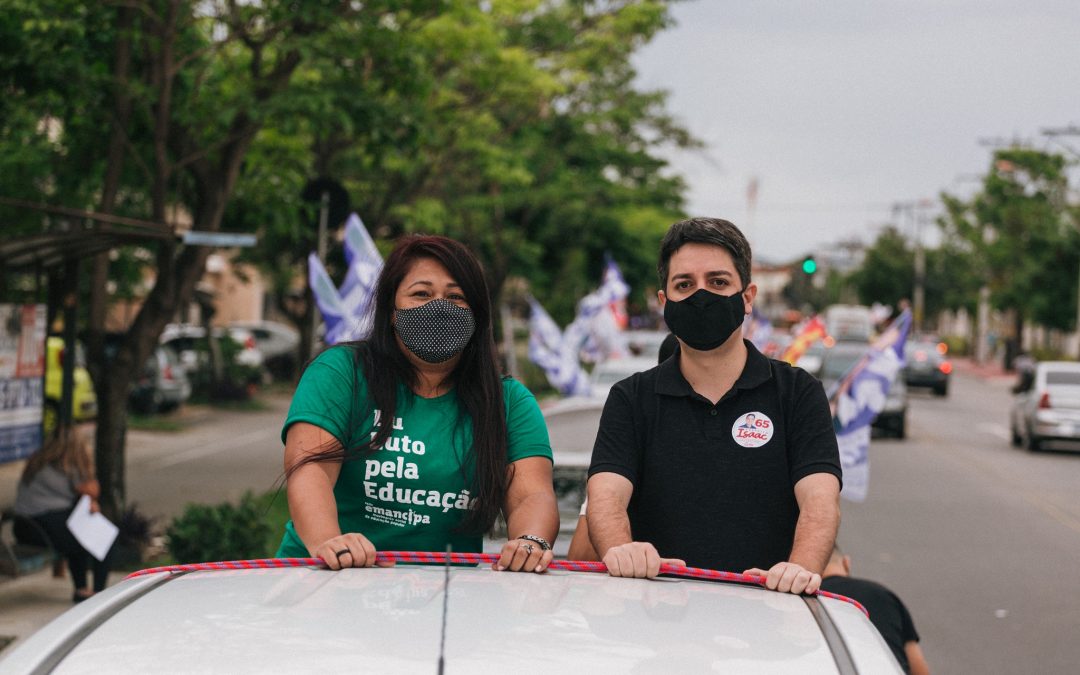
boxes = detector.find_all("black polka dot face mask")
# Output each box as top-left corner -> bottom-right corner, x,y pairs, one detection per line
394,299 -> 476,364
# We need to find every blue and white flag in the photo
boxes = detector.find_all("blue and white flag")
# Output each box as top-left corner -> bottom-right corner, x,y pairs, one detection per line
831,309 -> 912,502
527,297 -> 591,397
310,213 -> 384,345
744,308 -> 773,352
308,253 -> 349,344
573,256 -> 630,363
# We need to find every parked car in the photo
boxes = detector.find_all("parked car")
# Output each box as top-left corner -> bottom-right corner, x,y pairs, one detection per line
160,324 -> 264,372
228,320 -> 300,379
43,336 -> 97,434
588,356 -> 658,400
903,338 -> 951,396
818,342 -> 908,439
129,346 -> 192,414
0,563 -> 903,674
1010,361 -> 1080,451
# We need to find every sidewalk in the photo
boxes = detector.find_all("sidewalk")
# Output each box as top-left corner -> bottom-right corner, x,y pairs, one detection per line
0,567 -> 126,653
950,356 -> 1015,382
0,393 -> 290,659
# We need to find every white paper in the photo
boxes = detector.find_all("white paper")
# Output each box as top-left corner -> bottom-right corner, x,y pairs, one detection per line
65,495 -> 119,561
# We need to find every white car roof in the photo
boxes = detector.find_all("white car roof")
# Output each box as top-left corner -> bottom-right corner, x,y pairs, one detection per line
4,565 -> 900,674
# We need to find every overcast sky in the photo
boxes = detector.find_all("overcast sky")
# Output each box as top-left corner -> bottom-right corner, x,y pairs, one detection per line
632,0 -> 1080,263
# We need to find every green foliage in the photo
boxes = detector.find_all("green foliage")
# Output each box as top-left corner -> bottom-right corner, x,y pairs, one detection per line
942,335 -> 970,357
939,149 -> 1078,330
166,493 -> 272,564
850,227 -> 913,309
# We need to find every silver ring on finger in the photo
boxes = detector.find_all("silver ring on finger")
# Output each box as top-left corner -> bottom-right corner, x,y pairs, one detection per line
524,543 -> 535,554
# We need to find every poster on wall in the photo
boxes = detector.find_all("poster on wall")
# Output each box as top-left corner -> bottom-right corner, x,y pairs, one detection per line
0,304 -> 47,463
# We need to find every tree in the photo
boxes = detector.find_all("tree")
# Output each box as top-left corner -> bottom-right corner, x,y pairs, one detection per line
940,148 -> 1077,344
850,227 -> 913,309
2,0 -> 695,515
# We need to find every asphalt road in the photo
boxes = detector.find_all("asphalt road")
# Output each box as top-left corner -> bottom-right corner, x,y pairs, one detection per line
30,368 -> 1080,673
840,372 -> 1080,675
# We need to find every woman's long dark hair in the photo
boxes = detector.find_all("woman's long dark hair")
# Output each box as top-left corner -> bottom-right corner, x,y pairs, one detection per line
288,235 -> 509,535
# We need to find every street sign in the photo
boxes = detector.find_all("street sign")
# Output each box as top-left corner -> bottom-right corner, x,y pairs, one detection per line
182,231 -> 257,247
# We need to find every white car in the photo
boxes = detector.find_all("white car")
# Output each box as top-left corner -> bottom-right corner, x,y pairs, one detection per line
588,356 -> 659,400
543,397 -> 606,540
160,323 -> 265,371
1010,361 -> 1080,451
1,562 -> 902,673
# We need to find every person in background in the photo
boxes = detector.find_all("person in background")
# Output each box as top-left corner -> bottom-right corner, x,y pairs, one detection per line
821,544 -> 930,675
587,217 -> 841,593
14,429 -> 113,602
277,235 -> 558,572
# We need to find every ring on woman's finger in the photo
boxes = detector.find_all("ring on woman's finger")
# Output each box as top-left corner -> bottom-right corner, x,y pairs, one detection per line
335,548 -> 351,558
523,544 -> 535,554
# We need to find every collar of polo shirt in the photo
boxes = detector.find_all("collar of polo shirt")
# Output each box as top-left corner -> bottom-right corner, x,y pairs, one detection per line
655,339 -> 773,397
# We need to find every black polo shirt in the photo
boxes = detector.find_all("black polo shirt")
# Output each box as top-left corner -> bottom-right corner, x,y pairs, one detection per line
588,340 -> 841,572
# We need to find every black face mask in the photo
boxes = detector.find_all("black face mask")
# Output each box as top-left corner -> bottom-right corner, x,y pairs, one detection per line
663,288 -> 746,351
394,299 -> 476,363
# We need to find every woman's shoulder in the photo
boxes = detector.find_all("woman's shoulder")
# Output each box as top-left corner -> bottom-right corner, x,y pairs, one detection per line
500,376 -> 538,403
304,343 -> 365,378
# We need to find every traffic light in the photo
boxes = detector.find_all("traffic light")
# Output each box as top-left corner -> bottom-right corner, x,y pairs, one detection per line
801,256 -> 817,275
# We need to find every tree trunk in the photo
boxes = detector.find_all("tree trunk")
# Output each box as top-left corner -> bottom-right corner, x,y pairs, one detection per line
87,6 -> 134,519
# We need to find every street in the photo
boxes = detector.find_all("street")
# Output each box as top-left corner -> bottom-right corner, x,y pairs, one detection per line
4,367 -> 1080,673
840,368 -> 1080,674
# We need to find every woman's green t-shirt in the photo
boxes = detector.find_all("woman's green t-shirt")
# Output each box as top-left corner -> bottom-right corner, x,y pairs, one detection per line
275,345 -> 553,557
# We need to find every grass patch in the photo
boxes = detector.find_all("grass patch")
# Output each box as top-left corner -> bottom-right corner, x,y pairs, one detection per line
127,414 -> 185,432
255,488 -> 291,555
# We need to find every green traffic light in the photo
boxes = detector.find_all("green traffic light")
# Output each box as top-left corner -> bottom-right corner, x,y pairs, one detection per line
802,257 -> 817,274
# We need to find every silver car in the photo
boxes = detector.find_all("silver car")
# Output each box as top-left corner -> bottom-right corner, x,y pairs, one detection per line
1010,361 -> 1080,451
2,563 -> 902,673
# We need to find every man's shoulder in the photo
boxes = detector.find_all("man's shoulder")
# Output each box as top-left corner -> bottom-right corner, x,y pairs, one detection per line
608,361 -> 664,397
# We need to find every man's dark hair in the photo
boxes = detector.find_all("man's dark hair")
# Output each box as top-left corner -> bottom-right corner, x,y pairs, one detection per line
657,217 -> 752,290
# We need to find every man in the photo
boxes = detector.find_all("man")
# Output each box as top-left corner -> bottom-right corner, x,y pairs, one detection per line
586,217 -> 841,594
821,545 -> 930,675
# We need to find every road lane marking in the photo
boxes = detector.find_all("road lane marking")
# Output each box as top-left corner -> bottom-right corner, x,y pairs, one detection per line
145,428 -> 276,469
978,423 -> 1010,441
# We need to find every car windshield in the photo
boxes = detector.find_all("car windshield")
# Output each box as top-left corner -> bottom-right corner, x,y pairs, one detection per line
1045,371 -> 1080,386
821,351 -> 865,380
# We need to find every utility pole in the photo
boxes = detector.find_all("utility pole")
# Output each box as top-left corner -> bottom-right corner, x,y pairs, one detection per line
310,190 -> 330,359
892,199 -> 935,333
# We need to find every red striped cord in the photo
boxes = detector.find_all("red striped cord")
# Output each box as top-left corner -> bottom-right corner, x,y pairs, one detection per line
123,551 -> 867,616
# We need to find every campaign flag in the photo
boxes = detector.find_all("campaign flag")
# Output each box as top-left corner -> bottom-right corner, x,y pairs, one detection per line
527,297 -> 591,397
337,214 -> 383,341
573,255 -> 630,362
832,310 -> 912,502
781,316 -> 826,364
308,213 -> 384,345
744,308 -> 773,352
308,253 -> 350,345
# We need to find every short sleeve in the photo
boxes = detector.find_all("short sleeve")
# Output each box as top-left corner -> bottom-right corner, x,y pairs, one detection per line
587,384 -> 640,485
503,378 -> 553,463
282,346 -> 366,446
787,371 -> 843,488
897,594 -> 920,643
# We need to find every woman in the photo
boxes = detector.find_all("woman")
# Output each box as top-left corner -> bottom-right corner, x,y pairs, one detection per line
277,235 -> 558,573
14,429 -> 113,602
